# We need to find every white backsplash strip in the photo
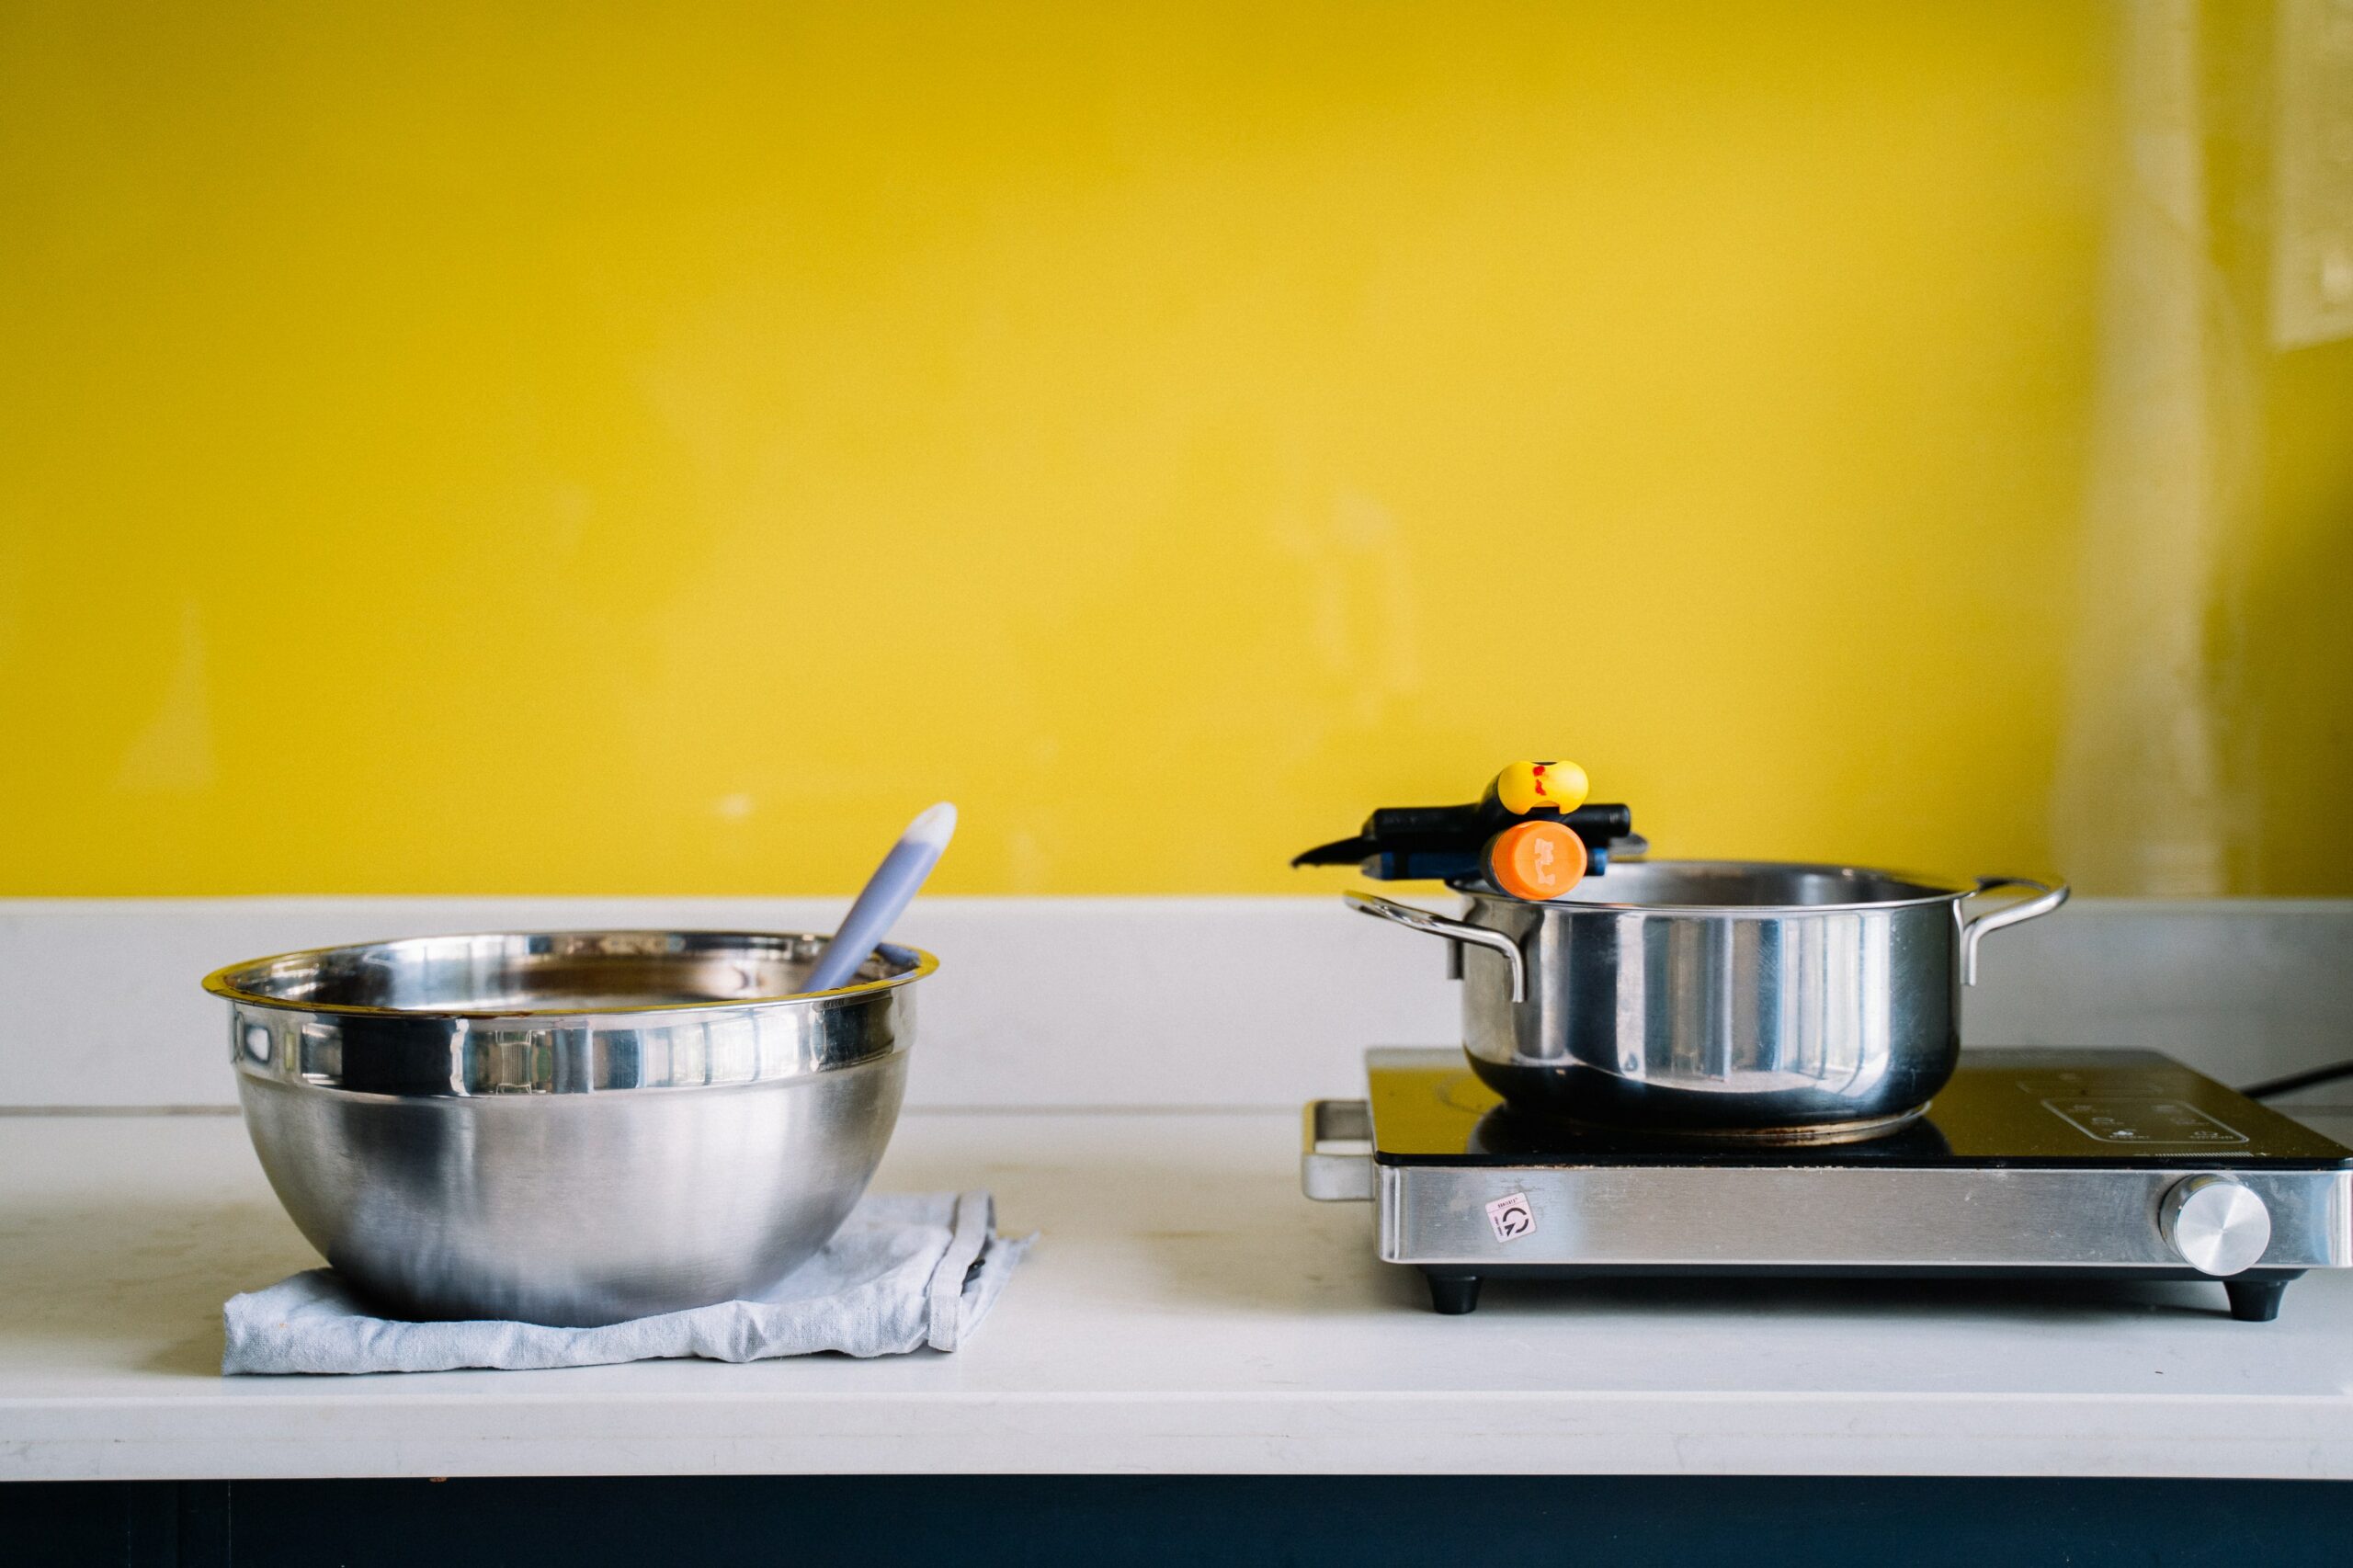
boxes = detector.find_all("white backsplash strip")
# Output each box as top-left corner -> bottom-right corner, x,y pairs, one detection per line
3,896 -> 2348,1110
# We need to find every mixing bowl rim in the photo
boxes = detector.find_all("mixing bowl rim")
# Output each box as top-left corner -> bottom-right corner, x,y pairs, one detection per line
200,927 -> 938,1020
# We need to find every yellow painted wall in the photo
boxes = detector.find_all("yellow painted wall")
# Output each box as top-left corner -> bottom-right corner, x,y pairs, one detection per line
2,2 -> 2347,896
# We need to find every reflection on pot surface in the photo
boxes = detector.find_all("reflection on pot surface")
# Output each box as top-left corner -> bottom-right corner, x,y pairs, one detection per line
1350,862 -> 2067,1137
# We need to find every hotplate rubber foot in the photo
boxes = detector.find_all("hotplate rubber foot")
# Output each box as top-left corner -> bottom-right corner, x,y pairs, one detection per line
1425,1273 -> 1482,1314
2224,1278 -> 2286,1323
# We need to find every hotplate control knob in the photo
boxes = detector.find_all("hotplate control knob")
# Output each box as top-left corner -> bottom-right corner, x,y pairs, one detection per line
2159,1175 -> 2272,1277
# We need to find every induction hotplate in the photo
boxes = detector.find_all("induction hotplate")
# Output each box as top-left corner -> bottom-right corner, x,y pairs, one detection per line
1302,1049 -> 2353,1320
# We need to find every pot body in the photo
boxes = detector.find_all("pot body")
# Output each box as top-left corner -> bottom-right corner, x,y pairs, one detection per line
1353,861 -> 2065,1137
209,929 -> 930,1325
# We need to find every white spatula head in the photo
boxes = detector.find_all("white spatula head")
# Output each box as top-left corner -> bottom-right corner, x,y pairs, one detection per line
801,802 -> 958,994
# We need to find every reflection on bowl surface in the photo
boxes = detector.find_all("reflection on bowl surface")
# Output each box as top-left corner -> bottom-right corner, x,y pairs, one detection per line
210,929 -> 932,1325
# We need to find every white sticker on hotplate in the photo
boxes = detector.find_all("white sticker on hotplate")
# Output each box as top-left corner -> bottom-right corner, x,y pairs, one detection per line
1485,1192 -> 1537,1244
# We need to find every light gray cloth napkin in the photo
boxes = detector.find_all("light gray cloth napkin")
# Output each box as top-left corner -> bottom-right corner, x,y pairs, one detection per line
223,1190 -> 1031,1375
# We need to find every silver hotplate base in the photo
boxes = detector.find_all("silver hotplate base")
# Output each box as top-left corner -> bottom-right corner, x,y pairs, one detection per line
1303,1050 -> 2353,1321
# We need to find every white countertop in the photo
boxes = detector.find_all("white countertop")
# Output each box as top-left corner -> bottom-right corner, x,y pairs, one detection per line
11,1104 -> 2353,1482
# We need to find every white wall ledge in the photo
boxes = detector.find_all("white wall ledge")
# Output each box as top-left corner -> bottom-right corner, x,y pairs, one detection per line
5,895 -> 2349,1109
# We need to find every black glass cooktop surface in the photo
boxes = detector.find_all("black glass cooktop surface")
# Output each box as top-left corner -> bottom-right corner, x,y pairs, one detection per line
1366,1048 -> 2353,1169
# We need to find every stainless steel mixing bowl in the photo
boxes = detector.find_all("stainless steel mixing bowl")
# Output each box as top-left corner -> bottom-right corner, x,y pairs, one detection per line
205,929 -> 935,1326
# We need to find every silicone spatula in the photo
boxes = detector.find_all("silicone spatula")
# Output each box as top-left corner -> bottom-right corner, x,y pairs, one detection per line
800,802 -> 958,994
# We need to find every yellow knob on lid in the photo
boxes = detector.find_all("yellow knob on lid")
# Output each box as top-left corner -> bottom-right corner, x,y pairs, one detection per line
1495,759 -> 1588,817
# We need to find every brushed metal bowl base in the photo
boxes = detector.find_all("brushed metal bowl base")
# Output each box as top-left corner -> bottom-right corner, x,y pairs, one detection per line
238,1053 -> 909,1327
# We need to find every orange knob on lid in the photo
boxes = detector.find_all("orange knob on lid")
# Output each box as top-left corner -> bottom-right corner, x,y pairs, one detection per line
1485,820 -> 1587,901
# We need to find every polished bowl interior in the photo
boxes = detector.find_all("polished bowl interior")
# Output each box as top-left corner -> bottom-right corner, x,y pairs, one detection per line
209,930 -> 934,1326
215,927 -> 900,1014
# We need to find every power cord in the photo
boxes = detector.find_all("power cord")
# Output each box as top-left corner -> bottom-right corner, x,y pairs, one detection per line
2241,1059 -> 2353,1101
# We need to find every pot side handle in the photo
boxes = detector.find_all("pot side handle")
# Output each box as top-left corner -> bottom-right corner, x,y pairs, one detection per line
1959,875 -> 2070,986
1344,892 -> 1529,1003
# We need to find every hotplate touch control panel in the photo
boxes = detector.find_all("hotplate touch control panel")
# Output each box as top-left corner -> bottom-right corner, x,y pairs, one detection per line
2042,1098 -> 2250,1147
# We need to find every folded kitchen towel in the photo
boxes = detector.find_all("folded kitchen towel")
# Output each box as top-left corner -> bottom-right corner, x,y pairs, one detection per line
223,1190 -> 1031,1375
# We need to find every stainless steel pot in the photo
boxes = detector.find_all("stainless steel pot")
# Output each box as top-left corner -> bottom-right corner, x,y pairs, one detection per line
1348,861 -> 2067,1140
205,929 -> 934,1326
